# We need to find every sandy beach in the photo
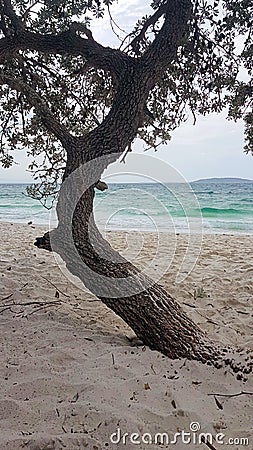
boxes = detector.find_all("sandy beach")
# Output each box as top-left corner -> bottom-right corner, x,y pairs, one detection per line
0,222 -> 252,449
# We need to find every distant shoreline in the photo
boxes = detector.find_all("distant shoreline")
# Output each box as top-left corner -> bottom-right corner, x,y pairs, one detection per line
1,177 -> 253,185
193,177 -> 253,183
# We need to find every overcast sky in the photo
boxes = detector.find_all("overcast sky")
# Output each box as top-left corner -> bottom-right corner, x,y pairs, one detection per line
0,0 -> 252,184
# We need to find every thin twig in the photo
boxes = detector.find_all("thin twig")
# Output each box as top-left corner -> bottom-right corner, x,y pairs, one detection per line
0,306 -> 12,314
0,282 -> 28,302
40,276 -> 70,297
0,292 -> 14,302
0,300 -> 61,308
120,143 -> 132,163
25,302 -> 62,316
122,3 -> 167,52
107,5 -> 125,42
208,391 -> 253,398
200,436 -> 217,450
22,0 -> 41,20
196,310 -> 238,332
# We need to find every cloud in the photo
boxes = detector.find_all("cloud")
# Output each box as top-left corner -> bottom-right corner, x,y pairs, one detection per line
90,0 -> 153,47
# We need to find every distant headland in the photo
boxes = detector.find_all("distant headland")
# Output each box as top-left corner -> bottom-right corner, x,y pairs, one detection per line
193,177 -> 253,183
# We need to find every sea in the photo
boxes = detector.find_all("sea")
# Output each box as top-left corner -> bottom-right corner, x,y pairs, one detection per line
0,182 -> 253,234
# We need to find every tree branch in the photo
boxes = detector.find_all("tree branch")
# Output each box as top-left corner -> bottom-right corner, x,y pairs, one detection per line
69,21 -> 94,40
125,3 -> 167,53
0,74 -> 72,145
0,28 -> 132,79
0,0 -> 192,162
22,1 -> 41,21
75,0 -> 193,163
0,1 -> 192,87
0,11 -> 8,36
140,0 -> 192,79
0,0 -> 24,32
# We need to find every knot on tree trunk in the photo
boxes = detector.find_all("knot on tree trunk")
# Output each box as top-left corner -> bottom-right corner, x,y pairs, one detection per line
34,231 -> 52,251
95,180 -> 108,191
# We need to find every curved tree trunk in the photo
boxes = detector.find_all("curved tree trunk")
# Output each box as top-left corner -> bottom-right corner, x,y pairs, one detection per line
35,146 -> 252,379
35,180 -> 211,363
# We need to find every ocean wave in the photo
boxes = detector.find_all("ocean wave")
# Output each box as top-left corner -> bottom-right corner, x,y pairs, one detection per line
201,207 -> 251,216
194,190 -> 214,195
239,198 -> 253,203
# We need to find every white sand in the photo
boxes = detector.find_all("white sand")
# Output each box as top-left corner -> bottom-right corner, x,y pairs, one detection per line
0,222 -> 252,449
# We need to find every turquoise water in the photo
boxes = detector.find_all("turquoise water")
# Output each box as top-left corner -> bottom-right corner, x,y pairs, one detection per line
0,182 -> 253,234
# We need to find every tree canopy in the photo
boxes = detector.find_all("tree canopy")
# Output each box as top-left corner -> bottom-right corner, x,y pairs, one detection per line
0,0 -> 252,202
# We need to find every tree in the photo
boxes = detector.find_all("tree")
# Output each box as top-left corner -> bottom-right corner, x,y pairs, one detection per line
0,0 -> 252,376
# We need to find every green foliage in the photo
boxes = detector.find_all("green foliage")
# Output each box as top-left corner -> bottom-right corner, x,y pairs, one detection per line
0,0 -> 252,203
9,0 -> 109,33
